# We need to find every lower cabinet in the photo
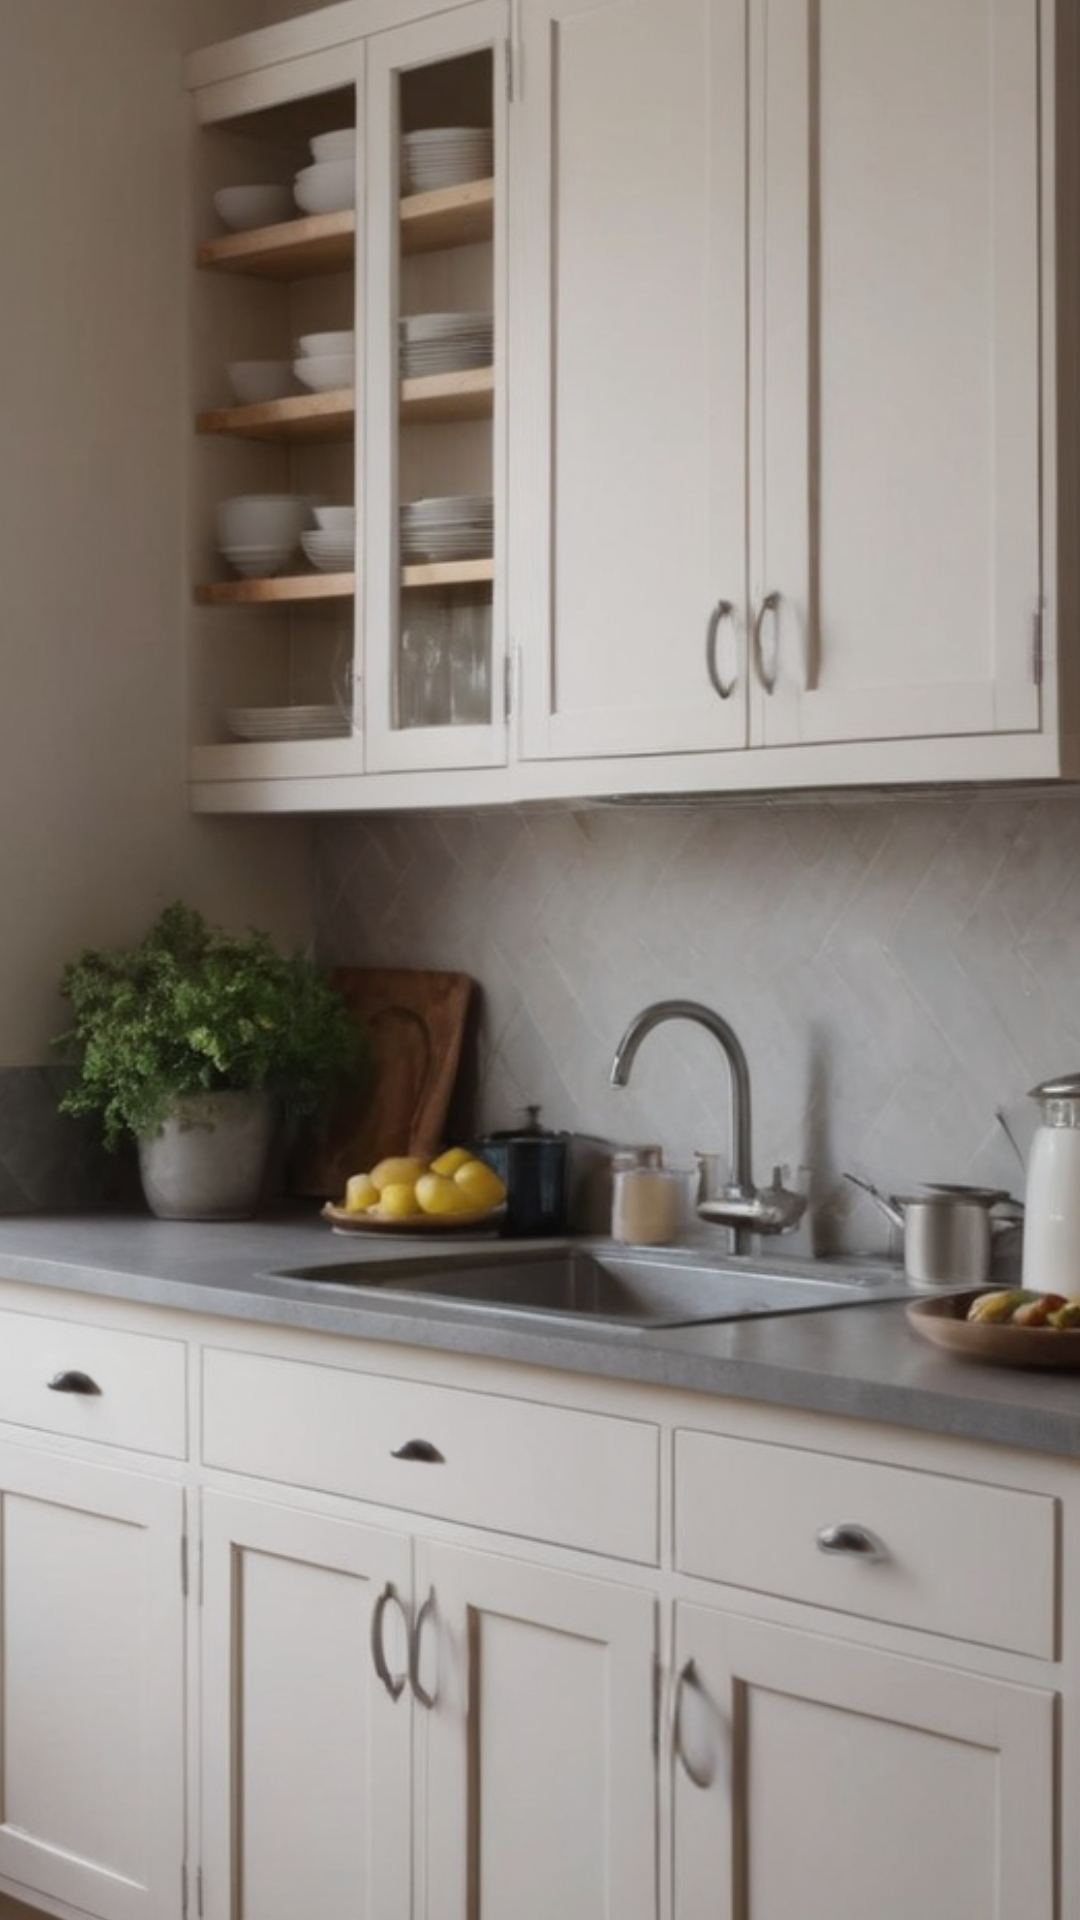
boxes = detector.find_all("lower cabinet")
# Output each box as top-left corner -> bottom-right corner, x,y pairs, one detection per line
0,1445 -> 185,1920
670,1603 -> 1056,1920
199,1490 -> 657,1920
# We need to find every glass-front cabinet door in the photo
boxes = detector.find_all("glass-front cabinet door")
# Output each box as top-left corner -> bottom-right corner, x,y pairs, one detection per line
188,40 -> 367,790
363,0 -> 509,774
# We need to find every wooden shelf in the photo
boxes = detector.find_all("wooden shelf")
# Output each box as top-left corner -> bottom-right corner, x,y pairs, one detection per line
401,558 -> 494,588
400,366 -> 494,424
196,389 -> 354,443
196,209 -> 354,278
400,178 -> 494,255
195,572 -> 355,605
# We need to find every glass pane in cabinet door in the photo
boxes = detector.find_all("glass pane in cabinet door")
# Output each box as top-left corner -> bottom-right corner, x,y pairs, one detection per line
396,586 -> 492,729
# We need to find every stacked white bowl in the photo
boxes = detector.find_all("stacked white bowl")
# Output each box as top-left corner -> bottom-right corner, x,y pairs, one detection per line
302,504 -> 356,574
217,495 -> 312,578
294,127 -> 356,214
401,126 -> 493,196
214,184 -> 294,232
294,329 -> 356,394
400,495 -> 493,563
225,361 -> 299,406
400,311 -> 493,378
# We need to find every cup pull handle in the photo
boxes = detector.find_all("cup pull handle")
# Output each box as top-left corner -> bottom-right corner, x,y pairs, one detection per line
48,1370 -> 101,1396
391,1439 -> 445,1464
673,1659 -> 715,1790
371,1583 -> 408,1702
816,1522 -> 887,1563
752,591 -> 781,692
705,599 -> 737,699
409,1588 -> 438,1709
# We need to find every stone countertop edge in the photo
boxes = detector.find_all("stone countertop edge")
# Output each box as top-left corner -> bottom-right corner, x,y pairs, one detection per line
0,1212 -> 1076,1459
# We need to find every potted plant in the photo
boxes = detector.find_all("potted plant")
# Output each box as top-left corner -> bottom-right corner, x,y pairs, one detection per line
54,901 -> 360,1220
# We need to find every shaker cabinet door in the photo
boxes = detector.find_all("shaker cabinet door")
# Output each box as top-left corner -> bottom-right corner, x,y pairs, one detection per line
514,0 -> 749,762
672,1602 -> 1055,1920
750,0 -> 1043,749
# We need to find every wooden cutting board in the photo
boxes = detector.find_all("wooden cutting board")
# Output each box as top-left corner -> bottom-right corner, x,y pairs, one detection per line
291,967 -> 476,1198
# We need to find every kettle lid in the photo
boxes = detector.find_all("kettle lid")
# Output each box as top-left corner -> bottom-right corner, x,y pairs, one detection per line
486,1104 -> 568,1143
1029,1072 -> 1080,1100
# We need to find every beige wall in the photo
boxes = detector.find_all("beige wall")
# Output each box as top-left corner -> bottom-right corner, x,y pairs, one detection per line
0,0 -> 314,1064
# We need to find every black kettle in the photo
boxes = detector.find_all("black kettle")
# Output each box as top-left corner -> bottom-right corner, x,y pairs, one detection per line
474,1106 -> 570,1238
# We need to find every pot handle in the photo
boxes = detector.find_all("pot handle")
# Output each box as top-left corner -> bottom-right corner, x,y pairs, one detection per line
843,1171 -> 904,1230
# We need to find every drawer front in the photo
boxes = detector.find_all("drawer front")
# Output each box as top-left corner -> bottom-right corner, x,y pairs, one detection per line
674,1429 -> 1056,1657
203,1348 -> 660,1563
0,1307 -> 188,1458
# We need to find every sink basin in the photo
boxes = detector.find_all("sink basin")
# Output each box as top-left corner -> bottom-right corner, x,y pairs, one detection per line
263,1245 -> 912,1330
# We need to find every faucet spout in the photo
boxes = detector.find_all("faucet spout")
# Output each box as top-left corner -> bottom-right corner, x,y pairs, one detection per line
609,997 -> 754,1195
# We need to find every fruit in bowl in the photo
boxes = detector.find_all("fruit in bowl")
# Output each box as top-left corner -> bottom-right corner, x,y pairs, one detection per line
967,1289 -> 1080,1328
338,1148 -> 506,1221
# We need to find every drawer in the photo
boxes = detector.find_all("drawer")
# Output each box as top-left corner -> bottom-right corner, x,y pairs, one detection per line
202,1347 -> 660,1563
674,1429 -> 1057,1658
0,1307 -> 188,1458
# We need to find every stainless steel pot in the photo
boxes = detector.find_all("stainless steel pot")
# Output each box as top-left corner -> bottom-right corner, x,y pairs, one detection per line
845,1174 -> 1022,1290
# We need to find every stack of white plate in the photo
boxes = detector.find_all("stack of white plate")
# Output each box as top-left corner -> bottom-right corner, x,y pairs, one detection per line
226,706 -> 350,742
301,528 -> 355,573
400,495 -> 493,563
400,312 -> 493,378
401,126 -> 493,195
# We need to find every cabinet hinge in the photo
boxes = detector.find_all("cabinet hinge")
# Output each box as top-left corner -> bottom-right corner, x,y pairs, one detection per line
1032,604 -> 1045,685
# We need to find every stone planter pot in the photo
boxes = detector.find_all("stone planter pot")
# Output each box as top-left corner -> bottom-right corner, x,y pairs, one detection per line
137,1090 -> 277,1221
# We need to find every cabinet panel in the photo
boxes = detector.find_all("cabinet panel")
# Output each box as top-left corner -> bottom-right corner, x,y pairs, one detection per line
417,1541 -> 657,1920
203,1345 -> 660,1562
0,1305 -> 187,1458
753,0 -> 1041,746
674,1427 -> 1057,1656
515,0 -> 748,760
200,1490 -> 412,1920
0,1449 -> 184,1920
672,1603 -> 1055,1920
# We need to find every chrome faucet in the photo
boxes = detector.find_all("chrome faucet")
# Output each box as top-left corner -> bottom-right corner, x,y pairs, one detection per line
609,998 -> 805,1249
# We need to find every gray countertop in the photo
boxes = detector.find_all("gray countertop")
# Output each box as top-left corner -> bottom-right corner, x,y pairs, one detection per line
0,1210 -> 1077,1460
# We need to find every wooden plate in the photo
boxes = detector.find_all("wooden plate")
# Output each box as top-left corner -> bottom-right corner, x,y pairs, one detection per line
321,1202 -> 503,1236
907,1290 -> 1080,1369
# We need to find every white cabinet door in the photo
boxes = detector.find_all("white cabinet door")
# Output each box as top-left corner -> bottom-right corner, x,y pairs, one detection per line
514,0 -> 749,761
671,1602 -> 1055,1920
364,0 -> 511,776
751,0 -> 1042,748
200,1490 -> 412,1920
416,1541 -> 657,1920
0,1447 -> 184,1920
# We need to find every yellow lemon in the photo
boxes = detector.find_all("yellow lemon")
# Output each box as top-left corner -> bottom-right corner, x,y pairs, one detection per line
415,1171 -> 474,1216
343,1172 -> 380,1213
378,1181 -> 421,1220
429,1145 -> 475,1177
453,1157 -> 507,1210
370,1155 -> 427,1192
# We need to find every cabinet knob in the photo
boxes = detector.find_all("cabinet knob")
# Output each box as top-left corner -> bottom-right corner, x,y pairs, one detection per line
815,1522 -> 887,1563
705,599 -> 737,699
391,1438 -> 445,1464
47,1370 -> 102,1396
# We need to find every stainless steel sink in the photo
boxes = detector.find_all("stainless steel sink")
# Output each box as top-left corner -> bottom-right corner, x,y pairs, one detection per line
262,1244 -> 912,1330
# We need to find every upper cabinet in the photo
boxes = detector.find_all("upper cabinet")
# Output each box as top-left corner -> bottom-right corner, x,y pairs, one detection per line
185,0 -> 1078,813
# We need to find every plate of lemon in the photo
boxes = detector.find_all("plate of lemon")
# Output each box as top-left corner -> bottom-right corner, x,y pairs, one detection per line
322,1147 -> 507,1234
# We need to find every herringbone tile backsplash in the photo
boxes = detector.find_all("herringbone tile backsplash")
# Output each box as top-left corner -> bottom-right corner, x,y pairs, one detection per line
316,789 -> 1080,1255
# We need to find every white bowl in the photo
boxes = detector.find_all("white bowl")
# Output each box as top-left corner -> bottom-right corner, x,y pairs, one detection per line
312,505 -> 356,533
225,361 -> 299,406
311,129 -> 356,164
216,494 -> 312,548
297,330 -> 355,358
293,160 -> 355,215
220,541 -> 298,578
293,354 -> 355,393
213,184 -> 294,232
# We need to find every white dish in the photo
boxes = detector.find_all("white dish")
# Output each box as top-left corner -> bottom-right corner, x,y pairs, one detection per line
293,159 -> 355,215
293,354 -> 355,393
310,129 -> 356,164
401,345 -> 492,378
301,531 -> 355,572
220,546 -> 298,578
214,184 -> 294,231
297,330 -> 356,357
225,360 -> 299,405
227,705 -> 349,741
403,126 -> 492,147
217,494 -> 312,547
401,310 -> 492,336
312,505 -> 356,533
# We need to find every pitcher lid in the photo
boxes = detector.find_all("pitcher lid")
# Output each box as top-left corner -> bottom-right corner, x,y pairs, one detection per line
1030,1073 -> 1080,1100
